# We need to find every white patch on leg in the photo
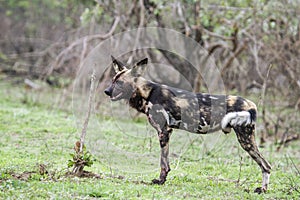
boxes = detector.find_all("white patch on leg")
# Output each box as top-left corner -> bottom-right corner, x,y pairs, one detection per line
145,102 -> 153,113
262,172 -> 270,189
157,109 -> 170,125
209,96 -> 218,100
221,111 -> 252,129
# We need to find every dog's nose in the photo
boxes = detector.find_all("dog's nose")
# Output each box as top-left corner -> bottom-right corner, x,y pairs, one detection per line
104,87 -> 112,96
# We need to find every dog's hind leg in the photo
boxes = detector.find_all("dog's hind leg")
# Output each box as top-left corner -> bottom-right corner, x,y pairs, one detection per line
233,124 -> 271,193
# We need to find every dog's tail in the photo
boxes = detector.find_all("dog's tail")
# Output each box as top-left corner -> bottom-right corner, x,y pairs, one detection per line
221,100 -> 257,129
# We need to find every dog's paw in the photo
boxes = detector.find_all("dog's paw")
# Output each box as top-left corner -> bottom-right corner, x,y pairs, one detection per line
254,187 -> 266,194
152,178 -> 165,185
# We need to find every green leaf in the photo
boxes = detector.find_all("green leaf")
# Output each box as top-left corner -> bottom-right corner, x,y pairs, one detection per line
67,160 -> 75,168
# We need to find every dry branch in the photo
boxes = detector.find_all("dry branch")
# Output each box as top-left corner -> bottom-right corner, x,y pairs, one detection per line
221,40 -> 248,77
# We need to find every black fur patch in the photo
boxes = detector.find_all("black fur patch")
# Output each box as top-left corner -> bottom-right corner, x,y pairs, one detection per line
233,97 -> 245,111
129,89 -> 147,113
248,108 -> 257,122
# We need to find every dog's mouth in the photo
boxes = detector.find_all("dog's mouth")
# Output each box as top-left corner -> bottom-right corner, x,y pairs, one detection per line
110,92 -> 123,101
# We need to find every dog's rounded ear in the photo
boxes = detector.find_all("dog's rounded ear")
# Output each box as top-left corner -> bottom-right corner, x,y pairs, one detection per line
131,58 -> 148,76
111,55 -> 127,73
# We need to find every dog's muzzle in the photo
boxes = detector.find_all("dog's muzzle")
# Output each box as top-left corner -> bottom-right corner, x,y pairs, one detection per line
104,87 -> 113,97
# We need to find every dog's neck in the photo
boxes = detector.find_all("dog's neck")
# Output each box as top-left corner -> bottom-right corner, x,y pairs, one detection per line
128,77 -> 153,113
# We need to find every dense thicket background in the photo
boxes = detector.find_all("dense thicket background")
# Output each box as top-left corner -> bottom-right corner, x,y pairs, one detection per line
1,0 -> 299,144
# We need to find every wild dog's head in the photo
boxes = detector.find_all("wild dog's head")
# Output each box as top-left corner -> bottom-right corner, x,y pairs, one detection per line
104,56 -> 148,101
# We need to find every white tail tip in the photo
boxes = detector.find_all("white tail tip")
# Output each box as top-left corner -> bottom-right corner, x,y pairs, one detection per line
221,111 -> 253,129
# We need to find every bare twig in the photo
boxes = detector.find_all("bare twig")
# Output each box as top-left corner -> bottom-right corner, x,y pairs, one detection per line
80,66 -> 96,152
71,65 -> 96,175
260,64 -> 273,144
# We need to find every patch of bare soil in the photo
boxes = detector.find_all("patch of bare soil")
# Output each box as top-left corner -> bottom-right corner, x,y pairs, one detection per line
3,164 -> 102,181
64,170 -> 102,179
2,163 -> 151,185
10,171 -> 37,181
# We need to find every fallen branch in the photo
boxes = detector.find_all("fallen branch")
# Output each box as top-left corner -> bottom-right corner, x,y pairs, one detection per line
24,78 -> 41,90
276,131 -> 299,152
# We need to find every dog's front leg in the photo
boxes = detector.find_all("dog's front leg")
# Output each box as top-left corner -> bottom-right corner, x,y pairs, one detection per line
146,105 -> 173,184
152,127 -> 172,184
146,104 -> 172,185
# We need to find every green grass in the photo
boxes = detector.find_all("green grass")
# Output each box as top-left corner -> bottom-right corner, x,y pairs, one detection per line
0,80 -> 299,199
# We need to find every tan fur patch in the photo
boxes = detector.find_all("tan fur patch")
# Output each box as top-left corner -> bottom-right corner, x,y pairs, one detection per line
136,77 -> 152,99
227,95 -> 238,107
162,88 -> 170,97
174,98 -> 189,108
245,99 -> 257,110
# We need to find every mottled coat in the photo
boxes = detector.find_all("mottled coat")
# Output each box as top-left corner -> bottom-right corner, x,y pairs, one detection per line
104,56 -> 271,193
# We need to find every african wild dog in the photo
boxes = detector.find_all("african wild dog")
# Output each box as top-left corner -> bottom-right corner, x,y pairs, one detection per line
104,56 -> 271,193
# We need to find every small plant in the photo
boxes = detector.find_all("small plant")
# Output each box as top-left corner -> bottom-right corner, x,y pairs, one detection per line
68,141 -> 95,176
